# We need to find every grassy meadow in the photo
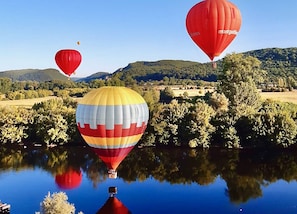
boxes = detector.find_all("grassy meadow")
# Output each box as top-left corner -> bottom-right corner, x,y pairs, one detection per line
172,89 -> 297,104
0,96 -> 59,108
259,91 -> 297,104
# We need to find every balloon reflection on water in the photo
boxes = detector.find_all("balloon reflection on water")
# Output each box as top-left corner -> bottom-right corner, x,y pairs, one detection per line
97,187 -> 131,214
55,168 -> 82,190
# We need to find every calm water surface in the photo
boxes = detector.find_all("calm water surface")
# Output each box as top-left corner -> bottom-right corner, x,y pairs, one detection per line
0,146 -> 297,213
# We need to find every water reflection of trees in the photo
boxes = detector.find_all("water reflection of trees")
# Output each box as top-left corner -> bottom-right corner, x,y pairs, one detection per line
119,148 -> 218,185
1,146 -> 297,204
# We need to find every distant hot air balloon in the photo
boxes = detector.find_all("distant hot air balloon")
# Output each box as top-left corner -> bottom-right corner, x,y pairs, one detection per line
77,41 -> 80,45
186,0 -> 242,65
55,168 -> 82,189
76,87 -> 149,178
55,49 -> 82,77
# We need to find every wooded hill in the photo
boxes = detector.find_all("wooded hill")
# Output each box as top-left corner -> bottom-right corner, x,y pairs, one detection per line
113,60 -> 217,82
114,47 -> 297,82
0,47 -> 296,82
0,68 -> 68,82
244,47 -> 297,80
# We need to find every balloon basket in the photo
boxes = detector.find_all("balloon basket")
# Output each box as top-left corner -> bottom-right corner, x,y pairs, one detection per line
108,169 -> 117,179
108,186 -> 117,197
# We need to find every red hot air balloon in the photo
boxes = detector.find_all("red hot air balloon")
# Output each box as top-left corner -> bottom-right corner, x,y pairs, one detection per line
55,49 -> 82,77
186,0 -> 242,63
76,87 -> 149,179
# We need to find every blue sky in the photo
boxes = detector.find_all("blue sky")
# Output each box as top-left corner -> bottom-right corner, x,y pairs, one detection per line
0,0 -> 296,77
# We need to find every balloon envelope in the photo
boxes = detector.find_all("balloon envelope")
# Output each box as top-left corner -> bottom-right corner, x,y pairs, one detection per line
55,49 -> 82,76
55,168 -> 82,189
76,87 -> 149,175
186,0 -> 241,61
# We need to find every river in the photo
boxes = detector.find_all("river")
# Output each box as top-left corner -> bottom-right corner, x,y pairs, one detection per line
0,146 -> 297,213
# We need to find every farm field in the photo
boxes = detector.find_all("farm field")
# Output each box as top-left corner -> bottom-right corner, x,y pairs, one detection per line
259,91 -> 297,104
0,90 -> 297,108
172,89 -> 297,104
173,89 -> 297,104
172,88 -> 215,97
0,96 -> 59,108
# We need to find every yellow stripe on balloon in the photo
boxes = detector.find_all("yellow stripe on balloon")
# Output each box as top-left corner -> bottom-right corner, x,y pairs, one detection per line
78,87 -> 146,106
81,133 -> 143,149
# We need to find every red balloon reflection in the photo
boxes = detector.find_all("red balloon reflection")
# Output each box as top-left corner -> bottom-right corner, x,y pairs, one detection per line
97,196 -> 130,214
55,168 -> 82,189
92,147 -> 134,178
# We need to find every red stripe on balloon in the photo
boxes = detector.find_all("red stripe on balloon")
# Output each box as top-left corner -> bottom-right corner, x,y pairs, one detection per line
92,147 -> 133,157
92,147 -> 134,170
77,122 -> 147,137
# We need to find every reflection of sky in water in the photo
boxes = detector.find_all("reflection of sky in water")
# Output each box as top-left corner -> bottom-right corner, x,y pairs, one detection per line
1,170 -> 297,214
248,180 -> 297,214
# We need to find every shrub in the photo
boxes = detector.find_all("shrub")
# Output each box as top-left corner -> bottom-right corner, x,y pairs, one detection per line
251,101 -> 297,147
39,192 -> 77,214
0,107 -> 33,143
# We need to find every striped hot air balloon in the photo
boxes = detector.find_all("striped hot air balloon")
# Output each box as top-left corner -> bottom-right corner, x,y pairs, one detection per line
76,86 -> 149,178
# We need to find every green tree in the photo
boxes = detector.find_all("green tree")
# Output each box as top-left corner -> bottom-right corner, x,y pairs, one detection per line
123,75 -> 137,86
163,76 -> 169,85
0,78 -> 12,94
34,112 -> 69,146
160,86 -> 174,103
151,100 -> 190,146
186,100 -> 215,148
6,91 -> 25,100
208,92 -> 229,114
32,99 -> 78,146
217,53 -> 264,117
251,101 -> 297,148
212,113 -> 240,148
0,107 -> 33,143
106,73 -> 125,86
39,192 -> 79,214
12,81 -> 27,91
219,53 -> 266,85
214,53 -> 266,148
55,89 -> 70,98
143,88 -> 160,110
89,79 -> 106,88
182,91 -> 189,99
231,81 -> 262,117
